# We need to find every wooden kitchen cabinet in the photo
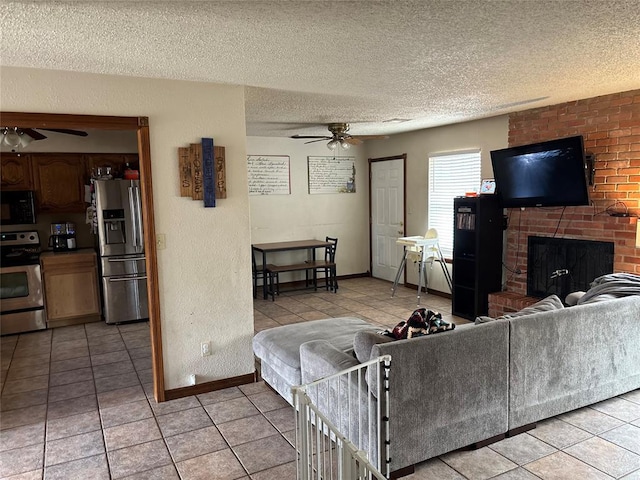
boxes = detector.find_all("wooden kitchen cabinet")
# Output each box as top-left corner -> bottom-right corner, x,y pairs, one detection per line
1,153 -> 33,190
85,153 -> 139,179
41,250 -> 102,328
32,154 -> 86,213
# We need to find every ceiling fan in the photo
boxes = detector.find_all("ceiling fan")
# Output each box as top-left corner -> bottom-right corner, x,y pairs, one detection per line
291,123 -> 388,150
1,126 -> 88,149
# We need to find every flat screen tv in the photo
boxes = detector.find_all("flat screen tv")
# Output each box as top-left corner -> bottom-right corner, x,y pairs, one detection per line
490,135 -> 590,208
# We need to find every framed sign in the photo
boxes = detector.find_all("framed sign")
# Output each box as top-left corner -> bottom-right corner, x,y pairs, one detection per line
247,155 -> 291,195
308,156 -> 356,194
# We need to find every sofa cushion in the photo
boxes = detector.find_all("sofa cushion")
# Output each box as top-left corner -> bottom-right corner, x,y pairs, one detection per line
253,317 -> 378,388
476,294 -> 564,324
353,330 -> 394,363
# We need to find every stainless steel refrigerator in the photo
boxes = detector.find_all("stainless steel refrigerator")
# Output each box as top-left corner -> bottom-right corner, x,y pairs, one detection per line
94,179 -> 149,324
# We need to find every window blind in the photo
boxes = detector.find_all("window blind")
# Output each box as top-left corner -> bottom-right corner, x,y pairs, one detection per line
428,150 -> 481,258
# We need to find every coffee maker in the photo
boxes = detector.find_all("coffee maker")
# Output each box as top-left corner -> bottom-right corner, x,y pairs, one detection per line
49,222 -> 77,252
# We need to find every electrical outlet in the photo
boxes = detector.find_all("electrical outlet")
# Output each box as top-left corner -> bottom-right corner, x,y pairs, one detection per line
156,234 -> 166,250
201,341 -> 211,357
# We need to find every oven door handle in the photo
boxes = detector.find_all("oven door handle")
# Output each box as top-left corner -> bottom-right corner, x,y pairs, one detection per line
109,276 -> 148,282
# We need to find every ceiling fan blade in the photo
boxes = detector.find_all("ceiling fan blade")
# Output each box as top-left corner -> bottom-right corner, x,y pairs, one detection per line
21,128 -> 47,140
40,128 -> 88,137
351,135 -> 390,140
304,138 -> 330,144
291,135 -> 332,140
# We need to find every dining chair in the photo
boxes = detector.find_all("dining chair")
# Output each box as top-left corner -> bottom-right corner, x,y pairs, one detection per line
252,250 -> 277,299
311,236 -> 338,292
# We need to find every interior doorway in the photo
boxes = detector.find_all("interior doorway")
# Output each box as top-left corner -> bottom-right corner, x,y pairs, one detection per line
369,154 -> 406,282
0,112 -> 165,402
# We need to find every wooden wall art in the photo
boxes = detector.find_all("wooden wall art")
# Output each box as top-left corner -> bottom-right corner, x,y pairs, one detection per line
178,138 -> 226,207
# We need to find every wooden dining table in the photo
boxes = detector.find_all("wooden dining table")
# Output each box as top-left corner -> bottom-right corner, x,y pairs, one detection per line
251,239 -> 331,299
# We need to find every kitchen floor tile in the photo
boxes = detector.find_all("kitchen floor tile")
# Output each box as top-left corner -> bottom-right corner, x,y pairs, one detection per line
0,443 -> 44,478
148,395 -> 200,416
232,433 -> 295,474
250,461 -> 297,480
46,410 -> 102,442
0,404 -> 47,431
591,398 -> 640,423
5,362 -> 50,380
48,366 -> 93,387
92,359 -> 135,379
217,414 -> 278,447
43,453 -> 110,480
100,398 -> 153,428
524,451 -> 613,479
7,354 -> 50,370
263,406 -> 296,433
175,449 -> 246,480
238,381 -> 270,397
94,372 -> 141,393
0,422 -> 45,452
247,391 -> 289,413
564,436 -> 640,478
104,417 -> 162,451
489,432 -> 557,465
196,386 -> 244,406
1,469 -> 43,480
90,350 -> 131,366
49,356 -> 92,374
107,439 -> 172,479
440,446 -> 519,479
119,464 -> 181,479
559,406 -> 626,435
528,417 -> 593,449
600,423 -> 640,454
164,425 -> 227,463
622,390 -> 640,405
410,458 -> 467,479
0,389 -> 48,412
89,340 -> 127,356
2,374 -> 49,395
48,379 -> 95,403
44,430 -> 105,467
203,397 -> 260,424
47,394 -> 97,420
97,384 -> 147,410
126,346 -> 152,360
50,346 -> 89,362
156,407 -> 213,437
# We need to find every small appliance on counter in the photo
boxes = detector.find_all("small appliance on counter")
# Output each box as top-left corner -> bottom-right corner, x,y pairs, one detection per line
48,222 -> 77,252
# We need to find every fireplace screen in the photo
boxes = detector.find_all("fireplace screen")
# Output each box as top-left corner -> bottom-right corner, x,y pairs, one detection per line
527,236 -> 614,300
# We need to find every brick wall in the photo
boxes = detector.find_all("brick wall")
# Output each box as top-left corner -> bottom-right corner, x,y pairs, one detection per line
504,89 -> 640,295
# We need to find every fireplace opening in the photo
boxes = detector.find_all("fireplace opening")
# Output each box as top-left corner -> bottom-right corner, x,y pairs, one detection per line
527,236 -> 614,301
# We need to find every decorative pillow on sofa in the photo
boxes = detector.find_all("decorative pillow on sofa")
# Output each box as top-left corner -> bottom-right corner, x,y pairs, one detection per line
475,294 -> 564,324
353,330 -> 394,363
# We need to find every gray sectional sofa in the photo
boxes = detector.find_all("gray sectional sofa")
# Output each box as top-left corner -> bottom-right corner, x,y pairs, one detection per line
252,294 -> 640,473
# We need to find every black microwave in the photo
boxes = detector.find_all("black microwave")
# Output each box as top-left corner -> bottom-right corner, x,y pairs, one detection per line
0,191 -> 37,225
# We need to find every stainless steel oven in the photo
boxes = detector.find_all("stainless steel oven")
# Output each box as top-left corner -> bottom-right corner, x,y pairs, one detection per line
0,231 -> 45,335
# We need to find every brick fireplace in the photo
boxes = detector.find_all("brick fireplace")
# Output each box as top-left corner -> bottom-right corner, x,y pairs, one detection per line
489,89 -> 639,317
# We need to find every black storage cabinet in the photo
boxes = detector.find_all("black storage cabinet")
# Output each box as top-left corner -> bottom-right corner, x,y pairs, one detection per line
452,195 -> 503,320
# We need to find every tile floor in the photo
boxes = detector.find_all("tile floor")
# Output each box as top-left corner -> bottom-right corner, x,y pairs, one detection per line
0,277 -> 638,479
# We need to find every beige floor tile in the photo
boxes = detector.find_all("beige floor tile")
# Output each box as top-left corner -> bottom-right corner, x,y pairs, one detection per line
156,407 -> 213,437
0,404 -> 47,430
238,381 -> 270,396
0,443 -> 44,478
250,460 -> 297,480
92,359 -> 135,379
127,346 -> 152,360
175,448 -> 246,480
165,425 -> 227,463
488,467 -> 540,479
97,384 -> 147,410
46,410 -> 101,441
100,398 -> 153,428
263,406 -> 295,433
217,414 -> 278,447
441,447 -> 518,480
409,458 -> 467,479
149,395 -> 200,416
0,422 -> 45,452
49,356 -> 91,374
8,354 -> 50,370
49,366 -> 93,387
48,379 -> 95,403
90,350 -> 131,366
0,469 -> 43,480
0,388 -> 48,412
560,407 -> 626,434
247,391 -> 289,413
95,372 -> 141,393
564,436 -> 640,478
524,451 -> 613,480
591,398 -> 640,423
89,340 -> 127,356
43,453 -> 110,480
45,430 -> 105,467
104,417 -> 162,451
528,418 -> 593,449
600,424 -> 640,455
2,374 -> 49,395
47,394 -> 98,420
232,434 -> 295,474
196,386 -> 244,406
107,439 -> 172,479
5,362 -> 50,380
489,432 -> 557,465
119,464 -> 180,479
50,346 -> 89,362
204,397 -> 260,424
621,390 -> 640,405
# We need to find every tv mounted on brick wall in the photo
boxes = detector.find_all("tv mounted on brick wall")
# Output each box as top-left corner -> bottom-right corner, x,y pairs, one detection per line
490,135 -> 590,208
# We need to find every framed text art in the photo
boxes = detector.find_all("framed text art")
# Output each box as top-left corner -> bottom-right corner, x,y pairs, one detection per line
308,156 -> 356,194
247,155 -> 291,195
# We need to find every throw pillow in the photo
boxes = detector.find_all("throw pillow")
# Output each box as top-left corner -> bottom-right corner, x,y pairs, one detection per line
353,330 -> 393,363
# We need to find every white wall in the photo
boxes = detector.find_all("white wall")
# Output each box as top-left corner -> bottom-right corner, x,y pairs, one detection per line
1,67 -> 254,389
364,116 -> 509,291
246,137 -> 370,277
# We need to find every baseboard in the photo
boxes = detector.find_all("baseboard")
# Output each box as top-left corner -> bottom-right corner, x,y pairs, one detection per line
163,372 -> 257,401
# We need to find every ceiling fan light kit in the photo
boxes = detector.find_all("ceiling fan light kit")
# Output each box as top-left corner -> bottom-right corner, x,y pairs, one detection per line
1,127 -> 32,149
291,123 -> 387,150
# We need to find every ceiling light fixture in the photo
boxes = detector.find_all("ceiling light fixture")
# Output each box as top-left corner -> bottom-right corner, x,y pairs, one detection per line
1,127 -> 33,149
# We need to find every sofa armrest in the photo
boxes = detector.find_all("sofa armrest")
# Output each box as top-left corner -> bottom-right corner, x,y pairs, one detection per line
300,340 -> 360,384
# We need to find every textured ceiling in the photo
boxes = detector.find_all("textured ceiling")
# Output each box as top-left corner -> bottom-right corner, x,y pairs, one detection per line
1,1 -> 640,139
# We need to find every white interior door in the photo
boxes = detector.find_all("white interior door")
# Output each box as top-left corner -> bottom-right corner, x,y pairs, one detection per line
371,158 -> 405,281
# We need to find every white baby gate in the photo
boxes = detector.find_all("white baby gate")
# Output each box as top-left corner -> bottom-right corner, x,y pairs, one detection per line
292,354 -> 392,480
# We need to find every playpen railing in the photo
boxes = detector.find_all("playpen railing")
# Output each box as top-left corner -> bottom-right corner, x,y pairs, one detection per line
292,354 -> 392,480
